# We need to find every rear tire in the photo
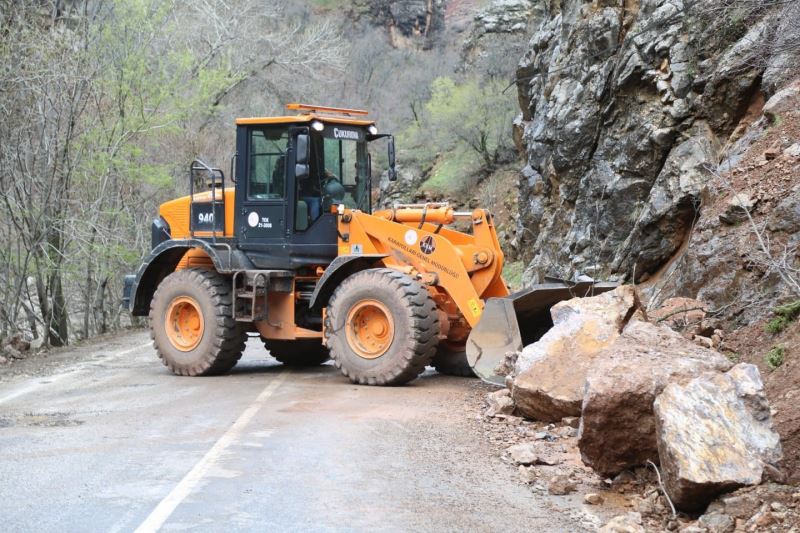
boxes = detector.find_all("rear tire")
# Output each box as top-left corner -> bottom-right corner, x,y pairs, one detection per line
432,344 -> 476,377
326,268 -> 439,385
262,338 -> 329,366
150,268 -> 246,376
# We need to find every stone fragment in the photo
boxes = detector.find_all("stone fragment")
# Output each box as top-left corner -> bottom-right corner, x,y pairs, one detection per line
507,443 -> 538,465
654,364 -> 782,511
5,346 -> 23,360
584,493 -> 604,505
562,416 -> 580,428
579,321 -> 731,476
518,465 -> 537,484
697,512 -> 735,533
719,192 -> 756,225
485,388 -> 515,417
513,286 -> 639,422
783,143 -> 800,158
720,493 -> 761,519
547,474 -> 576,495
599,512 -> 644,533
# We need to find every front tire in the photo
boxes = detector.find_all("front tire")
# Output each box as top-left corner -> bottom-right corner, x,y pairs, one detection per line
150,268 -> 246,376
263,338 -> 329,366
326,268 -> 439,385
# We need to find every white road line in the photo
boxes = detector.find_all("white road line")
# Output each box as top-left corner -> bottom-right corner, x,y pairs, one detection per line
134,370 -> 289,533
0,342 -> 152,405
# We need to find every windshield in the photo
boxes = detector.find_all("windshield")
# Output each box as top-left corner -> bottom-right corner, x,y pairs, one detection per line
318,127 -> 369,211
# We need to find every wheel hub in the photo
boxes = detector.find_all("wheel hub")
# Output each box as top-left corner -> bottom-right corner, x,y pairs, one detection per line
165,296 -> 204,351
346,299 -> 394,359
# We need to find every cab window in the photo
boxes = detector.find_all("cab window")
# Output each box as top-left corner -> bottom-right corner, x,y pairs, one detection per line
249,127 -> 288,200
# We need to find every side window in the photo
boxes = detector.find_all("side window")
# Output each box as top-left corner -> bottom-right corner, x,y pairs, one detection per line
249,127 -> 288,200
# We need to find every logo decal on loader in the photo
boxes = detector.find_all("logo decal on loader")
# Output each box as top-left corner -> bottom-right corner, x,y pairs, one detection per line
419,236 -> 436,255
404,230 -> 417,246
247,212 -> 259,227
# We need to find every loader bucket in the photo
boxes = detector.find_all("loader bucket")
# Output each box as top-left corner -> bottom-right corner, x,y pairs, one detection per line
466,281 -> 619,385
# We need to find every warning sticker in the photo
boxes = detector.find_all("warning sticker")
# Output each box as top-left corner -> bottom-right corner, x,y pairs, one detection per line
468,298 -> 482,318
339,245 -> 350,255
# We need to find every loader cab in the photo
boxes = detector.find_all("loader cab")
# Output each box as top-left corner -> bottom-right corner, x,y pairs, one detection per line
233,105 -> 384,270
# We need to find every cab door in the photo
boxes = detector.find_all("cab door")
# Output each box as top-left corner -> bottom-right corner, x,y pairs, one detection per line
235,125 -> 289,250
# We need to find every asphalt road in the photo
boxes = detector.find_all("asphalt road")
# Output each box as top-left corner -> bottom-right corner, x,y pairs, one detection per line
0,331 -> 589,532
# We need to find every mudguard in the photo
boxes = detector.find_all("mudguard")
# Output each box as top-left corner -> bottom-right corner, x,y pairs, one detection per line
124,239 -> 235,316
309,254 -> 387,309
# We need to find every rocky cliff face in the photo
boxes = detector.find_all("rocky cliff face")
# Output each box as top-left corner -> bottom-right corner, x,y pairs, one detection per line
513,0 -> 791,286
350,0 -> 446,49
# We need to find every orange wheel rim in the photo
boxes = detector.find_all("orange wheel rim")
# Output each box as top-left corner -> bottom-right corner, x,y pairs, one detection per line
345,299 -> 394,359
165,296 -> 204,351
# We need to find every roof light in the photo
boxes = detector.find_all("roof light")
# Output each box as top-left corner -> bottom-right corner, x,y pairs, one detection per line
367,125 -> 378,135
311,120 -> 324,131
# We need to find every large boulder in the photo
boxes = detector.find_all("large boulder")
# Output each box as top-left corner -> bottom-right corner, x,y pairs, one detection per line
654,364 -> 782,511
511,286 -> 639,421
578,321 -> 731,476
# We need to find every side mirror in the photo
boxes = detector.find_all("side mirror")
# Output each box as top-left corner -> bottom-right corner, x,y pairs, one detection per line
387,136 -> 397,181
295,163 -> 309,180
296,133 -> 310,165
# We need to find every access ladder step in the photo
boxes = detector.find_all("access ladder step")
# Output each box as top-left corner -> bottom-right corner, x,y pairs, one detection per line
232,269 -> 294,322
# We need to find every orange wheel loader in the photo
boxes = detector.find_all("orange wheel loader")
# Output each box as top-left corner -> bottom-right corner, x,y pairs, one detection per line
122,104 -> 615,385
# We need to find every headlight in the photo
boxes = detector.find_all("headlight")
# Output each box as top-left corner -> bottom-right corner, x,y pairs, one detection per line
367,125 -> 378,135
311,120 -> 324,131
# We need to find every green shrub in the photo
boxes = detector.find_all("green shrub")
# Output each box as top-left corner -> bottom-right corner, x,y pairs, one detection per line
765,345 -> 786,370
765,300 -> 800,334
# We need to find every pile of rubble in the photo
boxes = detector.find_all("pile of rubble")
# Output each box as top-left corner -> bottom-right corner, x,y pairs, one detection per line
483,286 -> 795,531
0,334 -> 40,365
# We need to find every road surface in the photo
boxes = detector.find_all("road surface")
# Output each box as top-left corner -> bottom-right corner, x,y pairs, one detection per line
0,331 -> 590,532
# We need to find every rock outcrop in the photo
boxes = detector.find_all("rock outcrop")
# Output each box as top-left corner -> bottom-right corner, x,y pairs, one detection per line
654,364 -> 783,511
578,321 -> 731,476
353,0 -> 445,49
511,285 -> 639,421
513,0 -> 791,284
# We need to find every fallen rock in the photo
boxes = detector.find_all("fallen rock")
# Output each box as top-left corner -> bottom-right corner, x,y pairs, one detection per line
719,192 -> 756,225
584,493 -> 604,505
697,512 -> 735,533
579,321 -> 731,476
784,143 -> 800,158
600,512 -> 644,533
5,334 -> 30,353
719,493 -> 761,519
513,286 -> 640,422
654,364 -> 782,511
4,346 -> 24,360
562,416 -> 580,428
507,443 -> 538,465
485,388 -> 515,417
553,426 -> 577,438
547,474 -> 576,495
518,465 -> 537,484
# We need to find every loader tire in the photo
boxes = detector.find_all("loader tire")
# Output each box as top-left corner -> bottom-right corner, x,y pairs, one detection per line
263,338 -> 329,366
326,268 -> 439,386
150,268 -> 246,376
432,344 -> 476,377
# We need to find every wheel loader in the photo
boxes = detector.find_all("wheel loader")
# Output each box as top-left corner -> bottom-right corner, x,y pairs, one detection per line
122,103 -> 615,385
